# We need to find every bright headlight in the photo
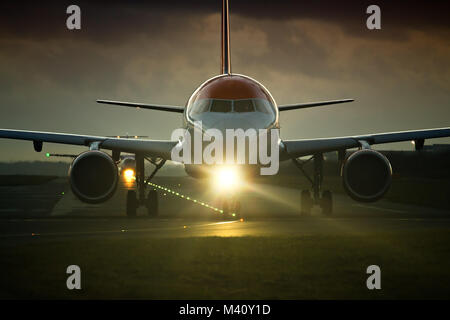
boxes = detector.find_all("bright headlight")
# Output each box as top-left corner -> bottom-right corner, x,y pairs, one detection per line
214,167 -> 239,191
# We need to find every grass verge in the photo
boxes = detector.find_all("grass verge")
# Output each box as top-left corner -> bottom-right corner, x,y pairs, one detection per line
1,231 -> 450,299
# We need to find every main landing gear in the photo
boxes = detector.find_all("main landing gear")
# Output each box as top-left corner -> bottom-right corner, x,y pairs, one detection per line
126,154 -> 166,218
292,153 -> 333,216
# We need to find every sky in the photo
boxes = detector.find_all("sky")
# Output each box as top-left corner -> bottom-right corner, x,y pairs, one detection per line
0,0 -> 449,161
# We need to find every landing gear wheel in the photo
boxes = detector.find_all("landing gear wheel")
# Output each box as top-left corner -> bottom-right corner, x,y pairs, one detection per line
126,190 -> 138,217
146,190 -> 159,217
301,190 -> 313,216
321,190 -> 333,216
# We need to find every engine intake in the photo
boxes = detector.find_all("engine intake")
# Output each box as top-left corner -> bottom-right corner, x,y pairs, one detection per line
69,150 -> 118,203
342,149 -> 392,202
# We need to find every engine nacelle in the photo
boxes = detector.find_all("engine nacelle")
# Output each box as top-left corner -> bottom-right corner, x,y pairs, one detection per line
342,149 -> 392,202
69,150 -> 118,204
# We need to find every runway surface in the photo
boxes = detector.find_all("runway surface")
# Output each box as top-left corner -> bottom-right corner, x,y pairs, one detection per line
0,176 -> 449,243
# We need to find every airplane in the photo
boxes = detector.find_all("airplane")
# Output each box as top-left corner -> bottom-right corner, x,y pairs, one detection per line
1,0 -> 449,218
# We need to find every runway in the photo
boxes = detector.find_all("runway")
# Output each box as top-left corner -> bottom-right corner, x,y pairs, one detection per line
1,176 -> 450,299
0,176 -> 449,243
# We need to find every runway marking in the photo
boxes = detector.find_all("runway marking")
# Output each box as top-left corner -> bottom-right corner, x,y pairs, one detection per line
205,220 -> 240,226
352,204 -> 407,214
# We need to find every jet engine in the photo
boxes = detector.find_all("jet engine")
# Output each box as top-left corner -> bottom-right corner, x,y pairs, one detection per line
69,150 -> 119,203
341,149 -> 392,202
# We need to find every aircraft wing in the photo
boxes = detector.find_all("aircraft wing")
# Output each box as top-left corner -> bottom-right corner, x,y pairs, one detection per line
283,127 -> 450,158
0,129 -> 177,159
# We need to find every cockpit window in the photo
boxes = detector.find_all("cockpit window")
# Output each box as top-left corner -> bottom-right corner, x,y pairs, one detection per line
188,98 -> 276,121
253,99 -> 274,115
189,99 -> 211,117
234,99 -> 255,113
210,99 -> 232,113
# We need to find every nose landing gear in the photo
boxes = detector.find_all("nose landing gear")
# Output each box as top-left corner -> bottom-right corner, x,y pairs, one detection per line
221,195 -> 241,220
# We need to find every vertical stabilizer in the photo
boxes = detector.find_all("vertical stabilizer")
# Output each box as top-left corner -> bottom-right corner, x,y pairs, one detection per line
221,0 -> 231,74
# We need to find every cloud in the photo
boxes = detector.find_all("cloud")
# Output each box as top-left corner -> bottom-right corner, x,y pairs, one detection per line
1,1 -> 449,41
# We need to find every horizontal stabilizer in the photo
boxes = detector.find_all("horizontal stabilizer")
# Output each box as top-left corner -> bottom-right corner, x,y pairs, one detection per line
278,99 -> 354,111
97,100 -> 184,113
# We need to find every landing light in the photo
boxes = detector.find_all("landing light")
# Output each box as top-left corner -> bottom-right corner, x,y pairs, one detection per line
214,167 -> 240,191
123,169 -> 135,182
